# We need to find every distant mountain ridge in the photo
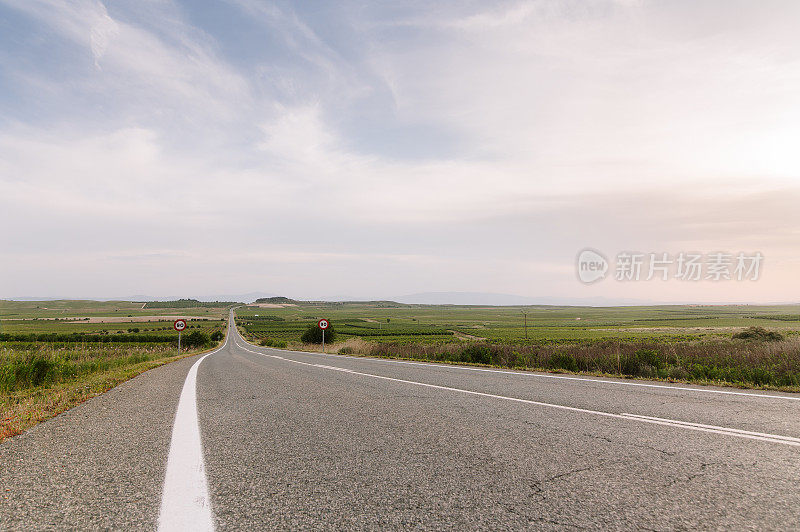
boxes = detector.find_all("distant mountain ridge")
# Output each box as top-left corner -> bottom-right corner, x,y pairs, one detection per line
4,292 -> 796,307
395,292 -> 653,306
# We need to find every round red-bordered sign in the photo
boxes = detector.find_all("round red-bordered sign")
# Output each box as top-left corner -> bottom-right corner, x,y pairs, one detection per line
174,319 -> 187,331
317,319 -> 329,330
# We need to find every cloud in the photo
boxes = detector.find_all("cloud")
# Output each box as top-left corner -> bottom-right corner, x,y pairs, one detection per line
1,0 -> 251,127
89,2 -> 118,69
365,0 -> 800,190
258,104 -> 338,165
1,0 -> 799,301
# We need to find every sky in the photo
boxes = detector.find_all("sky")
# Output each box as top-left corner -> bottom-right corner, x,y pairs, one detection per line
1,0 -> 799,303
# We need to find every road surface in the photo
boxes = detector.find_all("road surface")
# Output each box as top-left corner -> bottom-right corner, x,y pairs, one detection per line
2,313 -> 799,530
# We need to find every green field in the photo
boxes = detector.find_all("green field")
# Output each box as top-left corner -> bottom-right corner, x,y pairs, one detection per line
234,302 -> 800,344
0,299 -> 230,320
0,300 -> 230,442
235,301 -> 800,392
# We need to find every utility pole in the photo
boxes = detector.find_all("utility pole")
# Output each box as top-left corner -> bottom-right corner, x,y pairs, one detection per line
522,310 -> 528,340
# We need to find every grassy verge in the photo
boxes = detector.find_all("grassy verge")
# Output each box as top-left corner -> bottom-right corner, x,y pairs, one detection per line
366,339 -> 800,392
0,342 -> 218,443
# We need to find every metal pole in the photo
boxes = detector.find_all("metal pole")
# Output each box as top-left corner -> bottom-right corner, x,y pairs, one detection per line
178,330 -> 181,353
322,329 -> 325,354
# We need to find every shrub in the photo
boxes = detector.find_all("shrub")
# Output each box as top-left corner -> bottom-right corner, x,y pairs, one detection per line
21,356 -> 57,388
732,326 -> 784,341
182,331 -> 210,348
637,364 -> 658,379
458,345 -> 492,365
668,366 -> 690,381
621,354 -> 640,376
210,331 -> 224,342
635,348 -> 663,369
301,324 -> 337,344
620,349 -> 664,376
339,347 -> 354,355
550,353 -> 578,372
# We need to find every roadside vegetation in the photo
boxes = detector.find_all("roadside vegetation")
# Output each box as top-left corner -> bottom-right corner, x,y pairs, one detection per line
142,299 -> 239,309
235,300 -> 800,392
364,337 -> 800,389
0,300 -> 228,442
301,324 -> 337,344
732,326 -> 784,341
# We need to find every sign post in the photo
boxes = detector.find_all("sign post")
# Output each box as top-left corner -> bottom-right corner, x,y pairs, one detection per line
318,319 -> 329,353
174,319 -> 187,352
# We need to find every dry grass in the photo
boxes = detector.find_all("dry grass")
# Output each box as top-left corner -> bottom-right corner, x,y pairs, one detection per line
365,337 -> 800,391
335,337 -> 373,354
289,336 -> 373,354
0,345 -> 213,443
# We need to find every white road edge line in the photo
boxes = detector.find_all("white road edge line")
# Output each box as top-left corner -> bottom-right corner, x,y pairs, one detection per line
243,336 -> 800,402
618,413 -> 800,443
158,333 -> 229,531
235,339 -> 800,448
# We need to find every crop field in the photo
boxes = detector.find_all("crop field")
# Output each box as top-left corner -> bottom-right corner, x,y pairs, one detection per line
0,299 -> 230,320
234,302 -> 800,344
0,318 -> 224,336
235,301 -> 800,391
236,311 -> 454,344
0,300 -> 229,442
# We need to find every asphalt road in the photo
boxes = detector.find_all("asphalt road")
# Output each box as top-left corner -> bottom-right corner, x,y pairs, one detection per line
2,314 -> 800,530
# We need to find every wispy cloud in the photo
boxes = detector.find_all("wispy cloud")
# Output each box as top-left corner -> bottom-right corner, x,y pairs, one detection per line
89,2 -> 118,69
1,0 -> 799,301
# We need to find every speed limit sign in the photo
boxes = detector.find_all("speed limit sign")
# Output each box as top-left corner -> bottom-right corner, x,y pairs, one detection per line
318,319 -> 329,353
174,319 -> 187,352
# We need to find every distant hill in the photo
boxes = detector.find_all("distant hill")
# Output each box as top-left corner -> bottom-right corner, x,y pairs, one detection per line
254,296 -> 298,304
142,299 -> 240,309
